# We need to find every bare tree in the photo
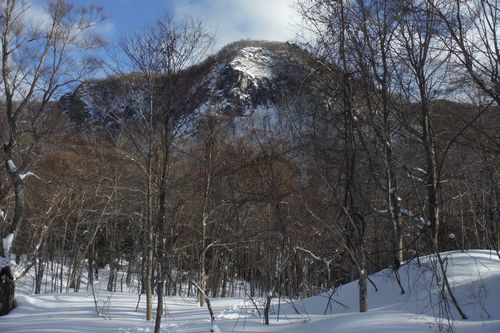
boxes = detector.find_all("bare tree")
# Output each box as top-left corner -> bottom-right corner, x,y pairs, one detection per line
297,0 -> 369,312
428,0 -> 499,256
197,112 -> 218,307
345,0 -> 407,292
429,0 -> 498,104
115,15 -> 212,330
394,0 -> 468,320
0,0 -> 104,315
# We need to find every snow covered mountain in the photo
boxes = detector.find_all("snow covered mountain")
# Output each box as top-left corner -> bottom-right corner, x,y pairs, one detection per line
60,41 -> 314,131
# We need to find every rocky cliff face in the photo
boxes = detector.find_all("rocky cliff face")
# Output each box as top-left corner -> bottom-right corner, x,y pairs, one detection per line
60,41 -> 314,132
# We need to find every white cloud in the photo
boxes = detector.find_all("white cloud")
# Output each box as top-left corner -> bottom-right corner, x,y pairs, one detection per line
25,1 -> 52,31
97,20 -> 116,37
170,0 -> 298,51
25,1 -> 114,40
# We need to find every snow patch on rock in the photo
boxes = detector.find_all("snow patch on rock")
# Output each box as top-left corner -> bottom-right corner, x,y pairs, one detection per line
230,47 -> 275,80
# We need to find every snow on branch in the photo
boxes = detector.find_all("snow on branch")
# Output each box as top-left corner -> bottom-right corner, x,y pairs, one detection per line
3,233 -> 14,262
20,172 -> 35,180
20,171 -> 51,184
401,164 -> 425,183
405,171 -> 424,183
294,247 -> 335,283
294,247 -> 335,264
5,158 -> 50,183
20,172 -> 38,180
294,246 -> 321,261
7,160 -> 17,173
414,167 -> 427,175
400,208 -> 430,229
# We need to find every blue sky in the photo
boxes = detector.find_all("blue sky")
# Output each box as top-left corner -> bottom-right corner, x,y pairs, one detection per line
31,0 -> 297,53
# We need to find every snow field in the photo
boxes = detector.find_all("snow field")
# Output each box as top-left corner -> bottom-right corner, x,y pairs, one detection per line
0,250 -> 498,332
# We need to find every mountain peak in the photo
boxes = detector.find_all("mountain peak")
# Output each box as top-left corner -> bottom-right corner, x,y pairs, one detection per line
61,40 -> 312,129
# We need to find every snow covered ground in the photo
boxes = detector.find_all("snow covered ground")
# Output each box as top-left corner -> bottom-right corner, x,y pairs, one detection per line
0,250 -> 499,332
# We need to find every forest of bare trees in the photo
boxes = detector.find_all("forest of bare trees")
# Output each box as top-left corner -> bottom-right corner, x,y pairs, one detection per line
0,0 -> 498,331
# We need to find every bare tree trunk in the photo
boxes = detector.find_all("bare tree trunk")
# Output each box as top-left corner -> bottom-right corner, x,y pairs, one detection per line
263,293 -> 273,325
107,261 -> 117,292
0,267 -> 15,315
145,219 -> 154,321
199,118 -> 214,307
35,257 -> 45,294
421,101 -> 441,250
339,0 -> 368,312
154,126 -> 170,333
145,143 -> 154,321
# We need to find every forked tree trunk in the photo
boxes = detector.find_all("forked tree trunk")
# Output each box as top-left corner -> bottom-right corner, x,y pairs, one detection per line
35,258 -> 45,294
263,293 -> 273,325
